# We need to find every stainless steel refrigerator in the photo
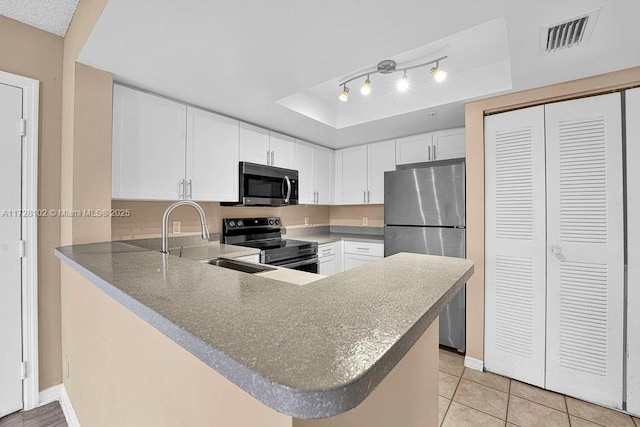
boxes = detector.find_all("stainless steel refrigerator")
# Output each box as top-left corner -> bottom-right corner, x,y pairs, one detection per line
384,159 -> 466,352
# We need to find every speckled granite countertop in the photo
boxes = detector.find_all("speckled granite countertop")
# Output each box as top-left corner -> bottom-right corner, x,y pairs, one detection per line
295,233 -> 384,244
55,241 -> 473,419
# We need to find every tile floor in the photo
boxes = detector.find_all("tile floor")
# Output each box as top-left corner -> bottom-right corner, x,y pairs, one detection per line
439,348 -> 640,427
0,402 -> 66,427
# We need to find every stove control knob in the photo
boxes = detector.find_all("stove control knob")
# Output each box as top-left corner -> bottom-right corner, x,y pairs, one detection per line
237,220 -> 244,227
269,219 -> 275,225
228,221 -> 236,228
275,218 -> 280,225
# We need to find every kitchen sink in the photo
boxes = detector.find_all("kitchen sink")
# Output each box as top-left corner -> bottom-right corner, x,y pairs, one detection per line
202,258 -> 276,274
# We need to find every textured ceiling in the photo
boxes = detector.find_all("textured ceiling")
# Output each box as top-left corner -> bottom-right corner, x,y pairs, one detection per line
0,0 -> 79,37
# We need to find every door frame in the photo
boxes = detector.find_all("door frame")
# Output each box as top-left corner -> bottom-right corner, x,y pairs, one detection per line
0,70 -> 40,410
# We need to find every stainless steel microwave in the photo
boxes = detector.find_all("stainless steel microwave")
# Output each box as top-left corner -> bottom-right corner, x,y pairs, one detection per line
225,162 -> 299,206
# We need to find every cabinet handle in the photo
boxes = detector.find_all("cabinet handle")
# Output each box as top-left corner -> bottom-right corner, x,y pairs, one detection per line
316,191 -> 319,204
364,191 -> 367,204
428,145 -> 431,161
433,145 -> 436,160
357,247 -> 370,251
367,190 -> 370,204
271,151 -> 274,166
267,150 -> 270,165
178,179 -> 185,199
187,179 -> 192,199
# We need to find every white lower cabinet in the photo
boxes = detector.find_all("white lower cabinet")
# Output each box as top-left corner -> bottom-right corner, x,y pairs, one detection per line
485,93 -> 625,409
343,241 -> 383,271
317,242 -> 343,275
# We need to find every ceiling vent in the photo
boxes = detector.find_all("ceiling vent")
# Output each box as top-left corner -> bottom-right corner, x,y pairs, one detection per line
539,8 -> 600,53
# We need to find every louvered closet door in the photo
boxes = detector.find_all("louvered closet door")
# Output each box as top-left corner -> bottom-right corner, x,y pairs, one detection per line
627,87 -> 640,416
485,106 -> 547,387
545,93 -> 624,408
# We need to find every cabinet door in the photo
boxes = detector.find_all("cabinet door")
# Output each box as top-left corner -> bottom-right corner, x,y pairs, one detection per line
313,146 -> 334,204
112,84 -> 186,200
341,146 -> 368,204
344,254 -> 378,271
186,107 -> 239,202
294,140 -> 315,204
627,87 -> 640,416
545,93 -> 624,408
396,133 -> 431,165
334,150 -> 343,205
318,256 -> 335,276
484,105 -> 547,388
269,132 -> 295,169
367,140 -> 396,204
433,128 -> 465,160
239,123 -> 270,165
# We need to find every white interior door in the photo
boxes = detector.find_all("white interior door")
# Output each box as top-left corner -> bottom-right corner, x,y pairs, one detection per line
484,106 -> 547,387
626,87 -> 640,416
545,93 -> 624,409
0,82 -> 24,416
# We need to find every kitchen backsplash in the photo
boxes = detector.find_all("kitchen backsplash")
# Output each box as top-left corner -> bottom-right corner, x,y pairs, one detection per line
112,201 -> 384,241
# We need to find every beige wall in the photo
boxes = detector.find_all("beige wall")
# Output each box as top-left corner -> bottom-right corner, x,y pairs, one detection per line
62,266 -> 438,426
329,205 -> 384,228
0,15 -> 64,390
111,201 -> 331,240
465,66 -> 640,362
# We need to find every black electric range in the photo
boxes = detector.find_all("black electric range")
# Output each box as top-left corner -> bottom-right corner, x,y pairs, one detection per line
222,217 -> 318,272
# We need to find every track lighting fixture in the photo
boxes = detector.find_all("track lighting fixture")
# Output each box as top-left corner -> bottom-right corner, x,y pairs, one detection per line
338,55 -> 447,102
338,85 -> 350,102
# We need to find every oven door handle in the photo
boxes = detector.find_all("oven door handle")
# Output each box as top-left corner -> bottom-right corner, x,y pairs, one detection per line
275,256 -> 318,269
282,175 -> 291,203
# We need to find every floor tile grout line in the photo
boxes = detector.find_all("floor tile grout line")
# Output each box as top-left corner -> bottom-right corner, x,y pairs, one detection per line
462,373 -> 511,394
505,378 -> 512,424
509,391 -> 569,414
451,399 -> 509,423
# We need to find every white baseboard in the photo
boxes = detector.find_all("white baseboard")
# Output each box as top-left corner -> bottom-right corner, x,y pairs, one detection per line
38,385 -> 62,407
464,356 -> 484,372
59,385 -> 80,427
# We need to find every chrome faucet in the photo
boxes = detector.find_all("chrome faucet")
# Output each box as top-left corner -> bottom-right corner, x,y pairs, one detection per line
161,201 -> 210,253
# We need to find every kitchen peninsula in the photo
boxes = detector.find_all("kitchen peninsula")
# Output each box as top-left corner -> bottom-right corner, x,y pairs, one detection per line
56,240 -> 473,426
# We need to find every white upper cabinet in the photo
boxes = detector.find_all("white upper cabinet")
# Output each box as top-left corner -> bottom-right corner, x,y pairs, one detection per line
367,140 -> 396,204
269,132 -> 295,169
432,128 -> 465,160
294,140 -> 334,205
239,124 -> 295,169
313,145 -> 334,204
112,84 -> 187,200
294,140 -> 315,204
340,140 -> 395,204
341,145 -> 369,204
396,133 -> 432,165
239,123 -> 270,166
186,107 -> 239,202
396,128 -> 465,165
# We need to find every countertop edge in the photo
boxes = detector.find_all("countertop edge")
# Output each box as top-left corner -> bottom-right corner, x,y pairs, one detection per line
55,245 -> 472,419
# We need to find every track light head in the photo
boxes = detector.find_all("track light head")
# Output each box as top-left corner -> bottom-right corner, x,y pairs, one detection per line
339,85 -> 350,102
397,71 -> 409,91
431,63 -> 447,82
361,76 -> 371,95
